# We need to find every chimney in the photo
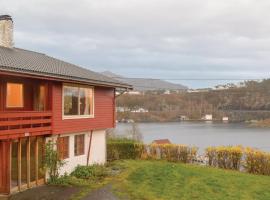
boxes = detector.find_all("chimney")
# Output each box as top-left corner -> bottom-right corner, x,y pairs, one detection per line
0,15 -> 13,48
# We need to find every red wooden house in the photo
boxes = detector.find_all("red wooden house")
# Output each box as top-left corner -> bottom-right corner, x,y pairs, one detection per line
0,15 -> 131,195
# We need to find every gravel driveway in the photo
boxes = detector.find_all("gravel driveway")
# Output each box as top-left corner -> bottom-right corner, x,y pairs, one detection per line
9,185 -> 120,200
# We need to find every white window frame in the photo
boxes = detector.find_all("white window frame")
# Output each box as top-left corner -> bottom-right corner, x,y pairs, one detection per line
62,83 -> 95,120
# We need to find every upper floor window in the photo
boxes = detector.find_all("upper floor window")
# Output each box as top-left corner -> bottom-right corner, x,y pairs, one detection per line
6,83 -> 24,108
63,84 -> 94,118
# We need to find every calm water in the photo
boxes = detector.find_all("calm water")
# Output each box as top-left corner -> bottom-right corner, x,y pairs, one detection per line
115,122 -> 270,153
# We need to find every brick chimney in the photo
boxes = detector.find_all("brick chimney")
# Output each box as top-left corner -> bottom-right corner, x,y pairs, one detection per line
0,15 -> 13,48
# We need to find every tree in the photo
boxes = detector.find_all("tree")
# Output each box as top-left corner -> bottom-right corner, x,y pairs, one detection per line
128,122 -> 143,142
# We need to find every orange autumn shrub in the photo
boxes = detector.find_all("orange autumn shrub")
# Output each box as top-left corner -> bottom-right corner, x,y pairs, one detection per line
244,147 -> 270,175
205,146 -> 243,170
145,144 -> 198,163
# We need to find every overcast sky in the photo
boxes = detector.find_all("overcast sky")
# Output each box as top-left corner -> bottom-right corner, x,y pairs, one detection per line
1,0 -> 270,88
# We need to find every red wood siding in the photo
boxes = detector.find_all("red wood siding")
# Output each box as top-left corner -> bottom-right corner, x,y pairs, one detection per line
0,141 -> 10,194
52,83 -> 115,134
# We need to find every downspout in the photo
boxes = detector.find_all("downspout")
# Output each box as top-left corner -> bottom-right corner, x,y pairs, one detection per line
87,131 -> 93,166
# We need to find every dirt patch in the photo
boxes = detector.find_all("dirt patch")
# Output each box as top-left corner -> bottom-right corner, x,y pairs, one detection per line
9,185 -> 80,200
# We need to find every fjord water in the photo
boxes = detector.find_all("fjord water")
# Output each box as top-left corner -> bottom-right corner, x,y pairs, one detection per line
115,122 -> 270,153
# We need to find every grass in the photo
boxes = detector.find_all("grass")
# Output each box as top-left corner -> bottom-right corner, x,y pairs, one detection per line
109,160 -> 270,200
48,160 -> 270,200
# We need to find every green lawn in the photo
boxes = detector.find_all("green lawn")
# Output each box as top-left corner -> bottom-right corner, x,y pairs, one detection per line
110,160 -> 270,200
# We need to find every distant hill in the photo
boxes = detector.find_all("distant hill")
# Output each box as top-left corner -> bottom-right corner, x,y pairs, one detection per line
101,71 -> 188,91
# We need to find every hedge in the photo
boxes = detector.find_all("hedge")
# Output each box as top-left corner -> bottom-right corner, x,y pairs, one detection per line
206,146 -> 270,175
108,139 -> 270,176
107,138 -> 144,161
107,139 -> 197,164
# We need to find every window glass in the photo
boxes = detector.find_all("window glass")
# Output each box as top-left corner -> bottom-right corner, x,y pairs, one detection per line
34,85 -> 46,111
37,137 -> 45,179
11,141 -> 19,188
64,86 -> 79,115
57,137 -> 69,159
80,88 -> 93,115
74,134 -> 85,156
6,83 -> 24,108
21,138 -> 27,185
63,85 -> 94,117
30,137 -> 36,182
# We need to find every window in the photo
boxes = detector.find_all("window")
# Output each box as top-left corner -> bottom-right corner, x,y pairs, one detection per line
74,134 -> 85,156
63,85 -> 94,118
6,83 -> 24,108
34,85 -> 46,111
57,137 -> 69,159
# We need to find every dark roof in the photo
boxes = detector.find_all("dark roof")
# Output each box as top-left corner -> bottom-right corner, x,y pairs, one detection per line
0,46 -> 132,89
0,15 -> 12,21
152,139 -> 172,145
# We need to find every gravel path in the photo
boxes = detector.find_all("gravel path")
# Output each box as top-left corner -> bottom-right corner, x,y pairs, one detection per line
9,185 -> 122,200
9,186 -> 80,200
82,185 -> 119,200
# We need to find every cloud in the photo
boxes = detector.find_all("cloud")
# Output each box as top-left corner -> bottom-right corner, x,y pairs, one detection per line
1,0 -> 270,88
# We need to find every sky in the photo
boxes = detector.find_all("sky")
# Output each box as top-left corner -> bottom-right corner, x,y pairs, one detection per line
1,0 -> 270,88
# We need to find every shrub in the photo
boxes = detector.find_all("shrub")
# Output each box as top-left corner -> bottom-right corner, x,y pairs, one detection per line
71,165 -> 108,180
244,147 -> 270,175
147,144 -> 159,160
47,173 -> 90,186
47,173 -> 70,185
205,146 -> 243,170
107,138 -> 144,161
145,144 -> 198,163
230,146 -> 243,170
205,147 -> 217,167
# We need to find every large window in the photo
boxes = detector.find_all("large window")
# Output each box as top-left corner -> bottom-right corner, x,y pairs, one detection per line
57,136 -> 69,160
74,134 -> 85,156
63,85 -> 94,118
6,83 -> 24,108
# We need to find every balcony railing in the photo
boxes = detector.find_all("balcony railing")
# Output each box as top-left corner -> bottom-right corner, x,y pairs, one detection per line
0,111 -> 52,139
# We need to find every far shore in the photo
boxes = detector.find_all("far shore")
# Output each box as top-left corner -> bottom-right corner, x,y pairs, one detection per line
250,119 -> 270,128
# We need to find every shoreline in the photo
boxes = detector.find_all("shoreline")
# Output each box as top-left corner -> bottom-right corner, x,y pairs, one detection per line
249,119 -> 270,128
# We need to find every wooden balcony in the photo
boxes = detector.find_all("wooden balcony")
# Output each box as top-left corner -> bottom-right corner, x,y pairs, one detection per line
0,111 -> 52,139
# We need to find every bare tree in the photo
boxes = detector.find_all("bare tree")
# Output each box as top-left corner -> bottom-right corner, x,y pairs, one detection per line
127,122 -> 143,142
106,128 -> 117,139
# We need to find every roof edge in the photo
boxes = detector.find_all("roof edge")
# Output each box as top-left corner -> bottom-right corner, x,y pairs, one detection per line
0,67 -> 133,90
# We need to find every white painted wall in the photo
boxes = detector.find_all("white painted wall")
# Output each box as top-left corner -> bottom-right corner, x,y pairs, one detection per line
88,129 -> 107,165
46,129 -> 107,177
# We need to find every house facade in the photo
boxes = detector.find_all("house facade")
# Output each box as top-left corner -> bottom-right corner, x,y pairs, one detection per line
0,15 -> 131,195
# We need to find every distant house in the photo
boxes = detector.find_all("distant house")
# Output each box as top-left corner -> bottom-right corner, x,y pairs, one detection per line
152,139 -> 172,145
117,107 -> 131,112
222,117 -> 229,121
202,114 -> 213,121
187,88 -> 212,93
0,15 -> 132,195
127,91 -> 141,95
131,108 -> 149,113
180,115 -> 188,121
214,85 -> 228,90
164,90 -> 171,95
